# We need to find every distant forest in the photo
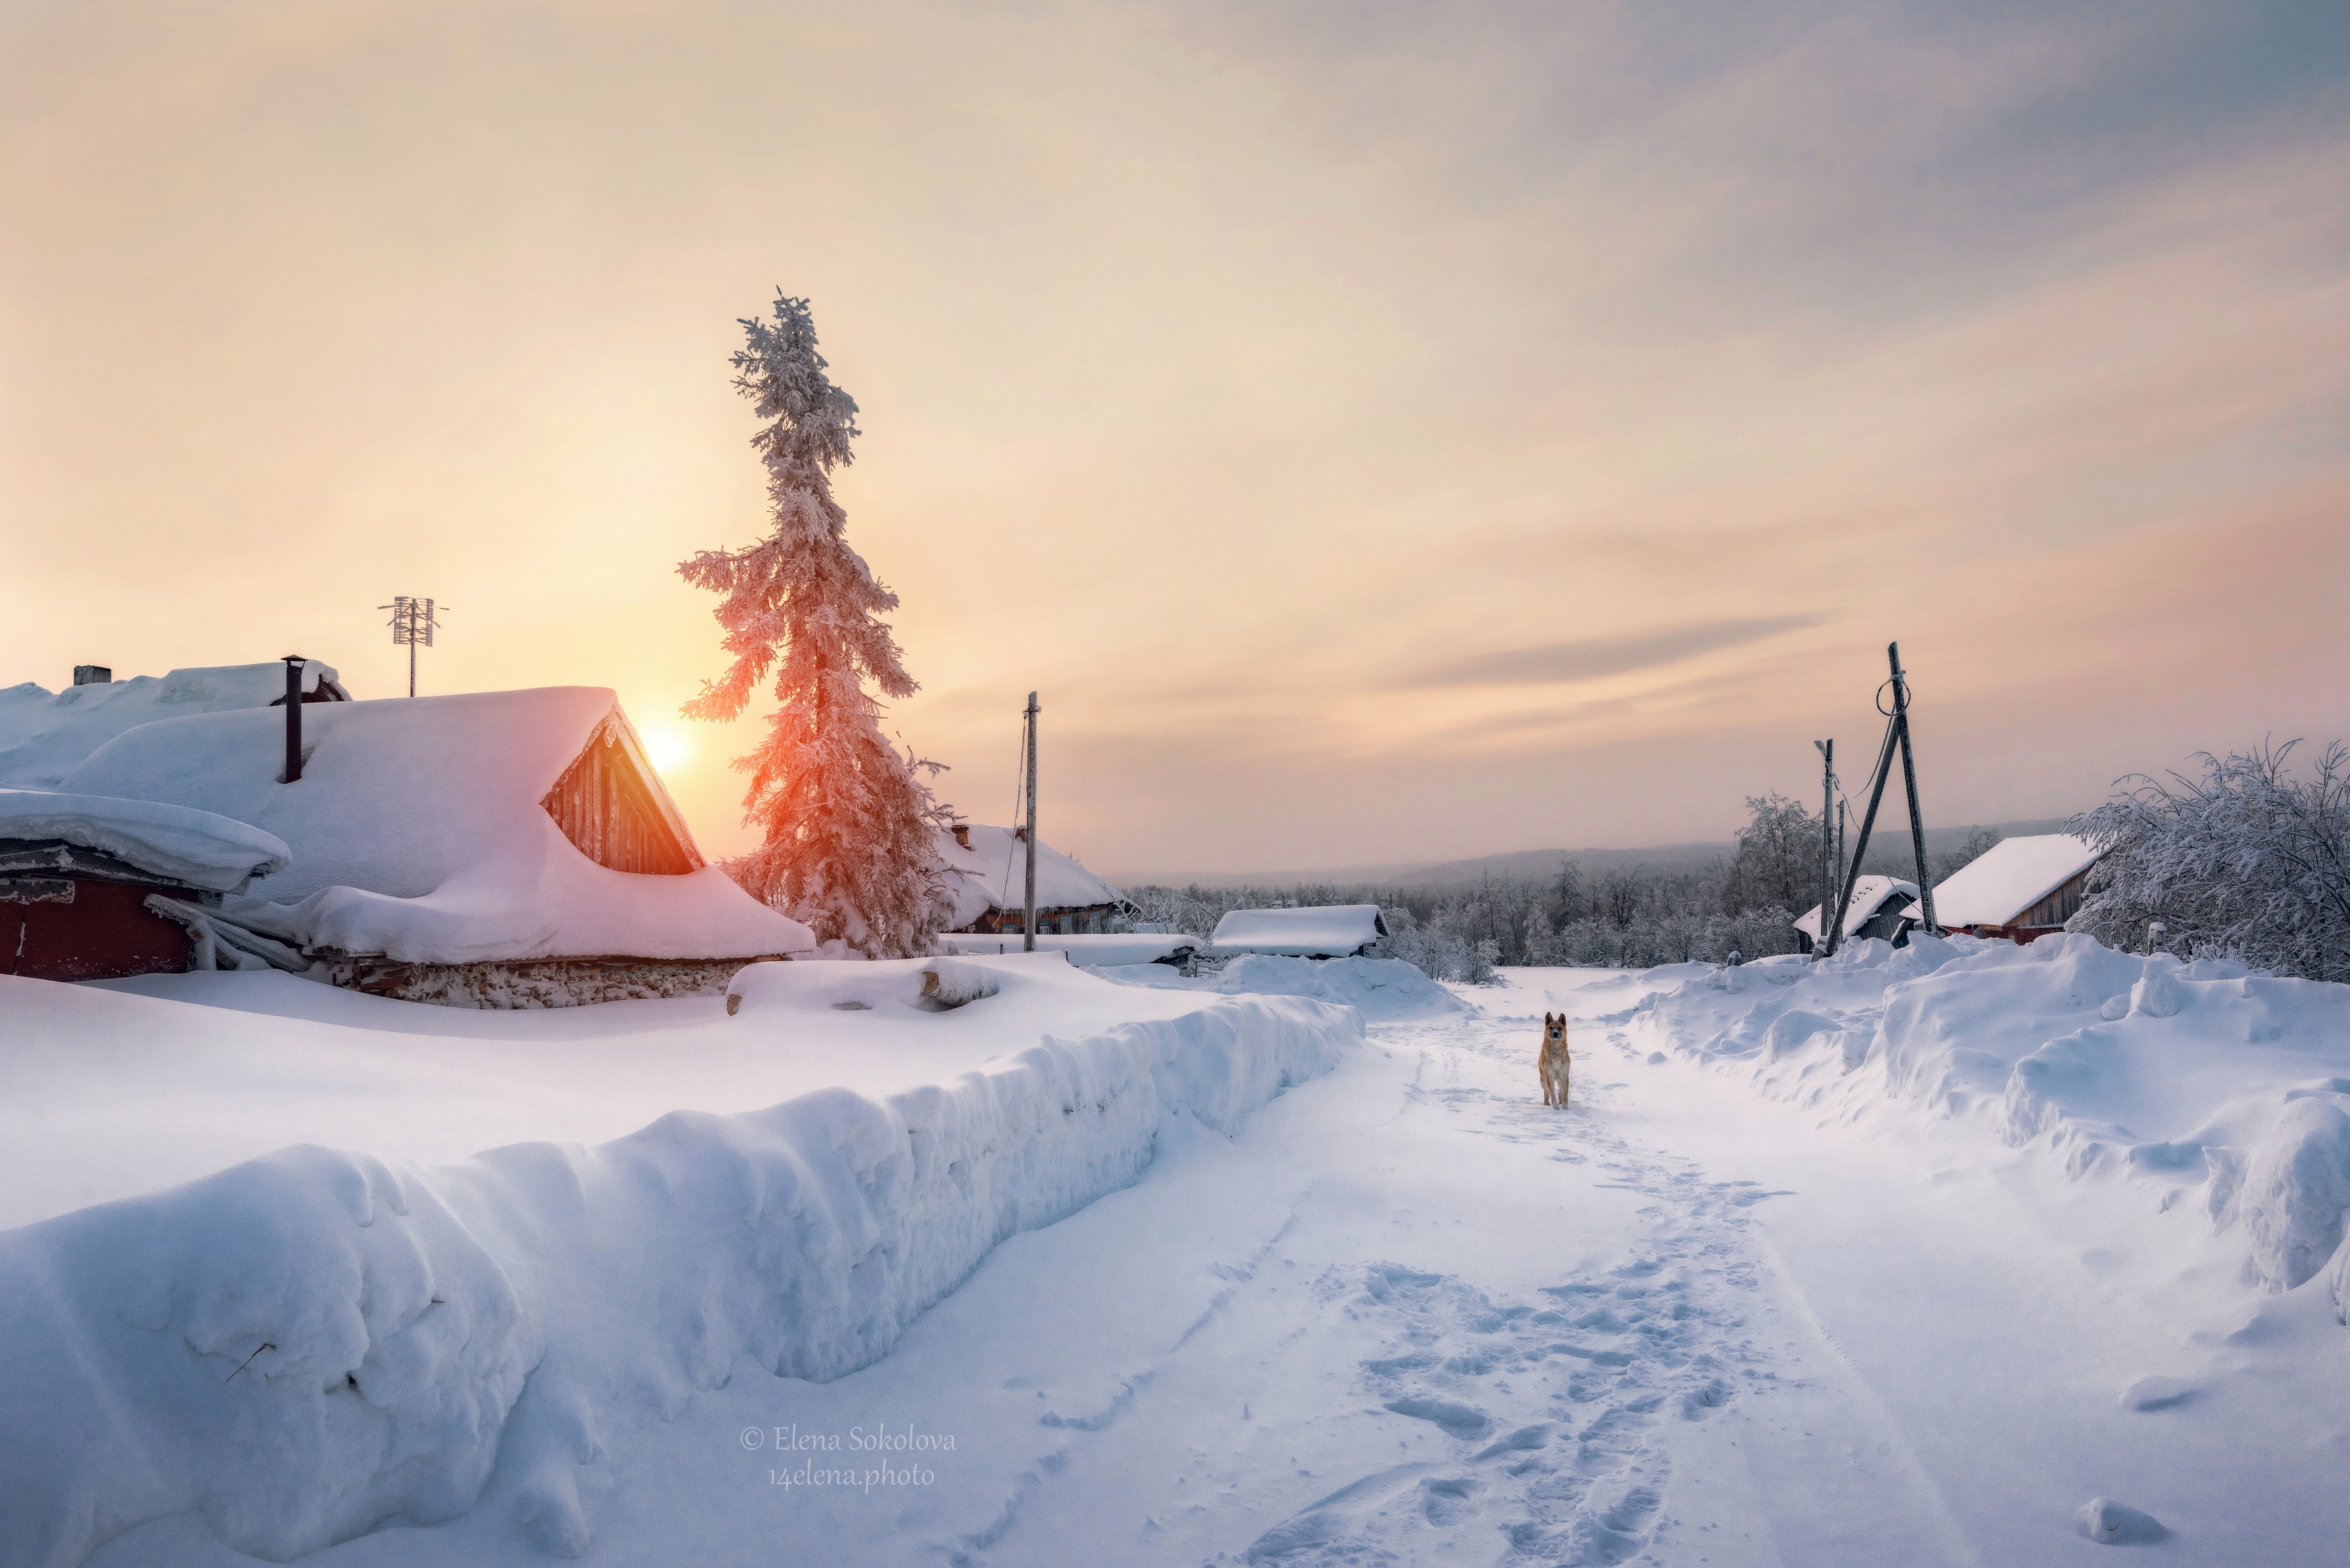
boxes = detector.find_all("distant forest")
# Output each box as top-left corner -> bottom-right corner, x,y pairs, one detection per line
1127,795 -> 2008,981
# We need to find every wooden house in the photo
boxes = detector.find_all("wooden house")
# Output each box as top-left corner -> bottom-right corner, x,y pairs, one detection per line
58,686 -> 813,1005
1792,875 -> 1921,952
1911,834 -> 2101,944
935,822 -> 1137,936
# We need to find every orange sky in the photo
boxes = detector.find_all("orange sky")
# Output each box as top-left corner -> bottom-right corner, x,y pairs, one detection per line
5,1 -> 2347,878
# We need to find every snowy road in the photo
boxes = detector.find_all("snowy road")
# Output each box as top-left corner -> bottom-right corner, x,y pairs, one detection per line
98,965 -> 2350,1567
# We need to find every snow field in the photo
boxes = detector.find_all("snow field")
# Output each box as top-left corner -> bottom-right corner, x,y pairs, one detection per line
0,969 -> 1359,1566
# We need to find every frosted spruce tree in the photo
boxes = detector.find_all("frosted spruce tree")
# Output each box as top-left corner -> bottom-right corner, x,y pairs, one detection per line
679,293 -> 949,957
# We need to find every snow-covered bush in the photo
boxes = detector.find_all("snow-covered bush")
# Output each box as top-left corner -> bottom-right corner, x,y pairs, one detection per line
2070,740 -> 2350,981
1378,905 -> 1474,982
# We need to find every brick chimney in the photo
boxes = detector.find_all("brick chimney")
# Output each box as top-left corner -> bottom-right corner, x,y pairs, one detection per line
951,824 -> 971,848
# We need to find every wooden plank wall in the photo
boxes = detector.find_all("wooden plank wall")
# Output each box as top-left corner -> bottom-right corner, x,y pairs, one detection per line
540,731 -> 698,875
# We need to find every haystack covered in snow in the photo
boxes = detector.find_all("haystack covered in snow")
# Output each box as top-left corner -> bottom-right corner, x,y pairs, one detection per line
1903,834 -> 2101,943
0,660 -> 350,789
935,822 -> 1136,935
63,688 -> 814,1004
1211,903 -> 1389,959
1793,875 -> 1920,950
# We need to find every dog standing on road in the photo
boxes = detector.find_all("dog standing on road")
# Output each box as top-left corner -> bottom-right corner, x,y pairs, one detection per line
1539,1012 -> 1571,1108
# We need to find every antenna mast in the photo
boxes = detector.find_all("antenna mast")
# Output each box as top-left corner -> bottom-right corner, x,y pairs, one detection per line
381,597 -> 444,697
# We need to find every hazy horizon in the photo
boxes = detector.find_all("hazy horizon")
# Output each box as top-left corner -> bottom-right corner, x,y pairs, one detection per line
8,2 -> 2347,872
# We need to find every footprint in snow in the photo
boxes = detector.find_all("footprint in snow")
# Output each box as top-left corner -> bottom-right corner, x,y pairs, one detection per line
1245,1244 -> 1753,1565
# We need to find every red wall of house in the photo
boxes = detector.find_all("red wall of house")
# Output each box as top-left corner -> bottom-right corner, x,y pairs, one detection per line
5,882 -> 196,982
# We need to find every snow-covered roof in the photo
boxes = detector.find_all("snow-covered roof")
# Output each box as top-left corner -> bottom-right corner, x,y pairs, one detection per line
0,788 -> 291,893
939,932 -> 1205,966
0,662 -> 346,790
936,824 -> 1133,930
1909,834 -> 2100,928
1211,904 -> 1388,957
1793,875 -> 1920,940
62,688 -> 814,965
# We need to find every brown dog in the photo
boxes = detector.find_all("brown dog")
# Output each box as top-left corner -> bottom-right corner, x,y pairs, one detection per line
1539,1012 -> 1571,1108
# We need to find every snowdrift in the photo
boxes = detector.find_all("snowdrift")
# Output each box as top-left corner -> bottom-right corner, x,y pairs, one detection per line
1107,954 -> 1470,1021
0,989 -> 1357,1567
1606,935 -> 2350,1308
0,787 -> 291,891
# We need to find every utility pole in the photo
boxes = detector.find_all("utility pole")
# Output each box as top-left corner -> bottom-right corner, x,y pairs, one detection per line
381,597 -> 444,697
1812,738 -> 1834,953
1822,641 -> 1938,957
1023,691 -> 1039,953
1889,642 -> 1938,934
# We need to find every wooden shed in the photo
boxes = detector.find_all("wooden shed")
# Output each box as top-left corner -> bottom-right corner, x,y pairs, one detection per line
0,791 -> 291,981
1912,834 -> 2102,944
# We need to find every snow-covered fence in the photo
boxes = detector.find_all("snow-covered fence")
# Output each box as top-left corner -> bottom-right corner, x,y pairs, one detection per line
0,993 -> 1358,1567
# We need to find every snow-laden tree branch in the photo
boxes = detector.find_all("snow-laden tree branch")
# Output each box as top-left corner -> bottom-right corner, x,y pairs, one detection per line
2069,739 -> 2350,981
678,293 -> 949,957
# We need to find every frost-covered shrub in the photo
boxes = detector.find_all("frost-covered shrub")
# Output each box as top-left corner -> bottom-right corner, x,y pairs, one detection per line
1379,905 -> 1474,982
2070,740 -> 2350,981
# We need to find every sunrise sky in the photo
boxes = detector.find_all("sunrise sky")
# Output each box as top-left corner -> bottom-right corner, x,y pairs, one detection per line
5,1 -> 2347,877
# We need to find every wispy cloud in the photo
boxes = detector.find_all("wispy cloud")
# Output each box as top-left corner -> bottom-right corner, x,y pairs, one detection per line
1395,615 -> 1823,689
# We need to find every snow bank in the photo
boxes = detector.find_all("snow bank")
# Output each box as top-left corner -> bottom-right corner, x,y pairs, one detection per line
0,982 -> 1357,1566
0,787 -> 290,891
1111,953 -> 1469,1021
1606,933 -> 2350,1299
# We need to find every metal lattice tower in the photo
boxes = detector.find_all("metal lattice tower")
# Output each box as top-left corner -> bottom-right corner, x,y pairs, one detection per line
380,596 -> 444,697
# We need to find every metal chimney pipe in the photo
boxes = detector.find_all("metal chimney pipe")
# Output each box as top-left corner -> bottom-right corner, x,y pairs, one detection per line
282,655 -> 305,783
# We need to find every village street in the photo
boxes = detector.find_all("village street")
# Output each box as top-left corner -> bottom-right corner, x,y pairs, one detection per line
105,965 -> 2291,1568
85,963 -> 2350,1568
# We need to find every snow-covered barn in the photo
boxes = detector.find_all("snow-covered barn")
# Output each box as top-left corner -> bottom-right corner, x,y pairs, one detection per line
1903,834 -> 2101,944
1211,904 -> 1389,959
935,822 -> 1137,936
1793,875 -> 1920,951
48,685 -> 813,1004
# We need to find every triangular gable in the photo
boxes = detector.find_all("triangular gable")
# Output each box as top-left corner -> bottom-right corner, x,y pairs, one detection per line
540,707 -> 704,876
